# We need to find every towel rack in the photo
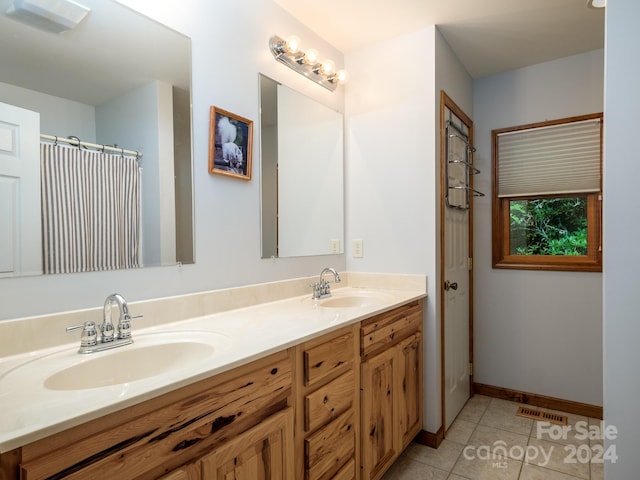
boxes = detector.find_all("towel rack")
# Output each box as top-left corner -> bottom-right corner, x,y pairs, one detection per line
445,120 -> 484,210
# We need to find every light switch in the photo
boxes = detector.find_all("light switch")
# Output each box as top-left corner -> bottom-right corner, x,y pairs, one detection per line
330,239 -> 340,254
353,239 -> 363,258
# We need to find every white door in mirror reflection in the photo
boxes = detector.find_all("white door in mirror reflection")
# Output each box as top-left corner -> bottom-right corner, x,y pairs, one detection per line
0,102 -> 41,277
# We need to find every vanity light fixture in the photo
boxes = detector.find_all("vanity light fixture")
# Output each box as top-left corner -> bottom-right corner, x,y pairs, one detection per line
269,34 -> 347,92
5,0 -> 91,33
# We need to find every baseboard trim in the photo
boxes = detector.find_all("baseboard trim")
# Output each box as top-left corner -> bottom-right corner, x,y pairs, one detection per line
473,382 -> 603,419
414,427 -> 444,449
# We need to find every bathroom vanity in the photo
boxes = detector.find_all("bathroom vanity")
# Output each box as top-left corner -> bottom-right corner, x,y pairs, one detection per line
0,275 -> 425,480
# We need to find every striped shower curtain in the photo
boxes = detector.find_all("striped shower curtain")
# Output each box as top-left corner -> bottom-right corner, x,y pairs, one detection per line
41,143 -> 141,274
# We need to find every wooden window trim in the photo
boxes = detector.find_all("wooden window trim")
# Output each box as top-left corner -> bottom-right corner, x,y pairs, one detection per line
492,114 -> 603,273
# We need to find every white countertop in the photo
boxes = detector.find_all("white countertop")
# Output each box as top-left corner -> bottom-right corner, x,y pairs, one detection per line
0,285 -> 425,452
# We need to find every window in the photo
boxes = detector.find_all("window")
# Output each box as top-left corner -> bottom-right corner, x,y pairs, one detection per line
492,113 -> 602,272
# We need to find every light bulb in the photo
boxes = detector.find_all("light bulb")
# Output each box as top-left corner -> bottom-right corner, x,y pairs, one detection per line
335,70 -> 348,84
285,35 -> 301,53
304,49 -> 319,65
320,60 -> 335,75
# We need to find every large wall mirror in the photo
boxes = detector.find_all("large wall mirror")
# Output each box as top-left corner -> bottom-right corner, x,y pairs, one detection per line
259,74 -> 344,258
0,0 -> 193,277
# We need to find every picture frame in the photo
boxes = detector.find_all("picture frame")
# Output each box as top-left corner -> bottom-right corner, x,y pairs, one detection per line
208,106 -> 253,180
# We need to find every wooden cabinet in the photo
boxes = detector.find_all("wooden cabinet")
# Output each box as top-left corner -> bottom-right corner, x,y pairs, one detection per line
396,332 -> 422,448
360,300 -> 424,480
295,325 -> 359,480
9,349 -> 294,480
158,463 -> 200,480
200,408 -> 294,479
361,347 -> 396,479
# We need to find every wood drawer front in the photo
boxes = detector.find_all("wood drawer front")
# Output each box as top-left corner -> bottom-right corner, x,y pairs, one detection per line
304,409 -> 355,480
304,370 -> 355,432
304,332 -> 354,387
20,353 -> 292,480
361,301 -> 422,357
157,462 -> 200,480
333,458 -> 355,480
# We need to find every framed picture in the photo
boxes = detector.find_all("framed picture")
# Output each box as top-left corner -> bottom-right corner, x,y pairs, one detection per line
208,106 -> 253,180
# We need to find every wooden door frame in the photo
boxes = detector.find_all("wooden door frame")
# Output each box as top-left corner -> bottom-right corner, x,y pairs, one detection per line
439,90 -> 475,435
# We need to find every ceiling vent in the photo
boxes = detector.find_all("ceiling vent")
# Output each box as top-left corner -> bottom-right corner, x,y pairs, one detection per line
5,0 -> 90,33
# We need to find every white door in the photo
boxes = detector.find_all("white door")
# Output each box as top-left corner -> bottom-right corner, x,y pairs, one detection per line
442,99 -> 473,430
444,206 -> 470,429
0,102 -> 41,277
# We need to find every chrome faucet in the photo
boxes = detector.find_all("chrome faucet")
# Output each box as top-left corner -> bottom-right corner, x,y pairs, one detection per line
104,293 -> 136,340
67,293 -> 141,354
312,267 -> 341,299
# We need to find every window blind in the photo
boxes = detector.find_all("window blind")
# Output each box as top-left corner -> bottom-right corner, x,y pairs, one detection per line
497,118 -> 601,198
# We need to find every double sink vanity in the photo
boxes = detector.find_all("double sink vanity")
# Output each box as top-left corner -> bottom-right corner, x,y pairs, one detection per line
0,272 -> 426,479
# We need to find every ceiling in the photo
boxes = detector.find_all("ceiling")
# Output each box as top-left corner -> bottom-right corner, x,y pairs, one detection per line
272,0 -> 605,79
0,0 -> 190,106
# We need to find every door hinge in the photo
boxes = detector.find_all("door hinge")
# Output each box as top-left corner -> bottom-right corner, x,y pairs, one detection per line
468,363 -> 473,376
468,257 -> 473,271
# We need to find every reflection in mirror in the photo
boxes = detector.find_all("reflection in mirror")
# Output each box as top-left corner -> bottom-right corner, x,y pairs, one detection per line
259,74 -> 344,258
0,0 -> 193,277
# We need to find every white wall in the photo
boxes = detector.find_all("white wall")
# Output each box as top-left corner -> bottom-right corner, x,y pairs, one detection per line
346,26 -> 472,433
603,0 -> 640,475
345,27 -> 436,430
0,82 -> 96,140
0,0 -> 346,320
473,50 -> 604,406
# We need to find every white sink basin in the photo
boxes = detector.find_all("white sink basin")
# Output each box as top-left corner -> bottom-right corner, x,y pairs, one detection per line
45,341 -> 215,390
1,330 -> 231,391
317,290 -> 394,309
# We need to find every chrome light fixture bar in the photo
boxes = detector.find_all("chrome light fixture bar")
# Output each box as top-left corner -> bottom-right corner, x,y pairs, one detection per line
269,35 -> 347,92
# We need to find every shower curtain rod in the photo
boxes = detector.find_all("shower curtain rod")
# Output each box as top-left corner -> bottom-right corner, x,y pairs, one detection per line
40,134 -> 142,158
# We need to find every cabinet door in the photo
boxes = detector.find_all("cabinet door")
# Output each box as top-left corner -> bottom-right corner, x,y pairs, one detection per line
159,463 -> 200,480
360,348 -> 396,480
200,408 -> 294,480
396,332 -> 423,449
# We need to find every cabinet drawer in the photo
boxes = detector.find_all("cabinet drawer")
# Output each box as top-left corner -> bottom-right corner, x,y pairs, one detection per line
361,301 -> 422,357
304,409 -> 355,480
333,458 -> 355,480
304,370 -> 354,432
157,463 -> 199,480
304,331 -> 354,386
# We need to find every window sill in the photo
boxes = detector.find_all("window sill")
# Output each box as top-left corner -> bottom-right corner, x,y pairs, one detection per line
493,256 -> 602,272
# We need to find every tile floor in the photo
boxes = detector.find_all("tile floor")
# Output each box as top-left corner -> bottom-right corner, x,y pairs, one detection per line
382,395 -> 605,480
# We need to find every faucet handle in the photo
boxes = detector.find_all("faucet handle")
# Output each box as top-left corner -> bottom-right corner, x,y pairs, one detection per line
66,321 -> 98,348
310,282 -> 323,300
117,314 -> 142,339
100,319 -> 115,343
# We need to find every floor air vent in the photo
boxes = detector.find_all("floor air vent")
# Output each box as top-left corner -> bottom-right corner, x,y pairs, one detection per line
516,406 -> 568,426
